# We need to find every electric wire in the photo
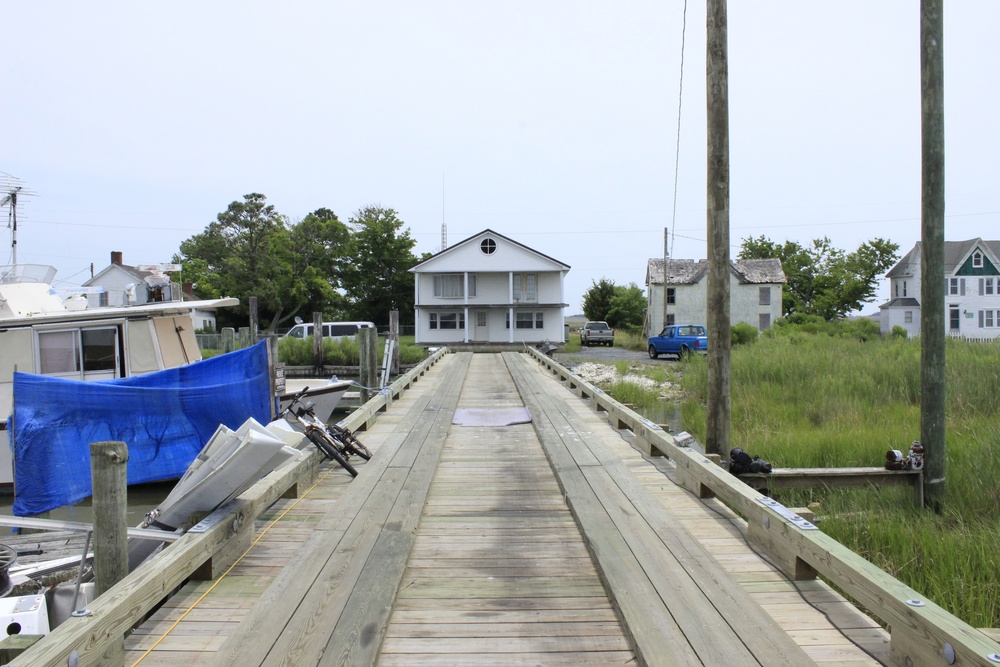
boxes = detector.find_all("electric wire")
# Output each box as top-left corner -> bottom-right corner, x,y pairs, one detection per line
669,0 -> 689,261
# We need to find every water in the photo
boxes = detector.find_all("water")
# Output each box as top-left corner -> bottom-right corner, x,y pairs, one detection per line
0,480 -> 176,531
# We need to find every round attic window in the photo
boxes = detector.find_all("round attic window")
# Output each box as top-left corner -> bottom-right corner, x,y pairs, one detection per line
480,238 -> 497,255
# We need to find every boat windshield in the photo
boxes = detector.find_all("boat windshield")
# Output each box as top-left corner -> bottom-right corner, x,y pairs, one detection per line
0,264 -> 58,285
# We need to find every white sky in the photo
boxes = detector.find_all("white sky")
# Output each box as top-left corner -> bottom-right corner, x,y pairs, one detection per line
3,2 -> 998,316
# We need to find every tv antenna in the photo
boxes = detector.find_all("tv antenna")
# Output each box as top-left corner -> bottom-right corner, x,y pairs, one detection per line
0,173 -> 36,265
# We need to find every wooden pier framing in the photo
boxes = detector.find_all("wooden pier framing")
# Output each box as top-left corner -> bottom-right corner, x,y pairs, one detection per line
12,350 -> 1000,666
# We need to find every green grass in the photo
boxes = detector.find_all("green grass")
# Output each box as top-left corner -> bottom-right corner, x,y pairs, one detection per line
678,334 -> 1000,627
274,335 -> 427,367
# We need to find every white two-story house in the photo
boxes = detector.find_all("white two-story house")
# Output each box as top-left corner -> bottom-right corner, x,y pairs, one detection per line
880,238 -> 1000,339
645,258 -> 786,336
409,230 -> 570,346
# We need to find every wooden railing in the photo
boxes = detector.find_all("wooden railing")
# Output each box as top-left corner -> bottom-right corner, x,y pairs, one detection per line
10,348 -> 449,667
525,346 -> 1000,667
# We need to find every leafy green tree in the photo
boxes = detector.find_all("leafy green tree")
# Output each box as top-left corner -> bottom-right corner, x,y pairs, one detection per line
175,193 -> 292,329
286,207 -> 352,321
175,196 -> 354,331
739,235 -> 899,320
340,206 -> 418,324
582,278 -> 617,321
605,283 -> 646,330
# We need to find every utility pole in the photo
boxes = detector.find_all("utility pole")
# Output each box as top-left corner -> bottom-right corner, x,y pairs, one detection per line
661,228 -> 669,334
705,0 -> 731,458
920,0 -> 945,512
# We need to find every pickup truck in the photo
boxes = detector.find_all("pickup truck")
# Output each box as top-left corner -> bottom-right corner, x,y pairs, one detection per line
647,324 -> 708,359
580,321 -> 614,347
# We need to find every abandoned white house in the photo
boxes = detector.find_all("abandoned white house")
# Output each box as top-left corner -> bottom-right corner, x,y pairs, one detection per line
644,258 -> 786,336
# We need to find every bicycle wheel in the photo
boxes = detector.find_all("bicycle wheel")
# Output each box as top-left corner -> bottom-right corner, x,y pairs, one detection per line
306,430 -> 358,477
330,424 -> 372,460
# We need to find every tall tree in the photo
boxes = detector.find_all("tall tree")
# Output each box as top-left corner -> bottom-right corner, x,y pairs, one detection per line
176,196 -> 355,330
581,278 -> 617,321
605,283 -> 646,330
175,193 -> 291,329
739,235 -> 899,320
286,207 -> 352,322
340,206 -> 418,324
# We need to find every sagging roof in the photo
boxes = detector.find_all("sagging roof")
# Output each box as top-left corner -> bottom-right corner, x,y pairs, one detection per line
646,258 -> 786,286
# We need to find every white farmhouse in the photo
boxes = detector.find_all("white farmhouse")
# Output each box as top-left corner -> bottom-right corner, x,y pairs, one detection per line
409,230 -> 570,346
83,251 -> 221,332
645,258 -> 785,336
880,238 -> 1000,339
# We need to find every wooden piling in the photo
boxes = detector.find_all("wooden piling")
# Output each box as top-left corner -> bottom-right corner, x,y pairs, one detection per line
358,327 -> 378,402
90,441 -> 129,596
312,311 -> 324,375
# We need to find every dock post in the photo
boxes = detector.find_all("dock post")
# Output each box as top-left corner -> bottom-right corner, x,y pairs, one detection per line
311,311 -> 324,375
91,441 -> 129,596
90,440 -> 129,664
359,327 -> 378,402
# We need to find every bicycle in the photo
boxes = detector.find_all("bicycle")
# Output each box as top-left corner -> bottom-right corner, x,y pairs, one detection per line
278,387 -> 360,477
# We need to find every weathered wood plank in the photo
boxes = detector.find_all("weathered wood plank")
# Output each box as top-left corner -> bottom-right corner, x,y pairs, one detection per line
505,351 -> 815,667
213,353 -> 472,667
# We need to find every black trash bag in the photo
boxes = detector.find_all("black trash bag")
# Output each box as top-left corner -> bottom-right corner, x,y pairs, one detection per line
730,447 -> 772,475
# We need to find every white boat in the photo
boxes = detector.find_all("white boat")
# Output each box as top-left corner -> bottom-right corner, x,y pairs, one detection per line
0,264 -> 238,488
278,379 -> 352,424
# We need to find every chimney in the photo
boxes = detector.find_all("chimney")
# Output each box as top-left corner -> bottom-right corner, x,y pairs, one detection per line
111,251 -> 123,266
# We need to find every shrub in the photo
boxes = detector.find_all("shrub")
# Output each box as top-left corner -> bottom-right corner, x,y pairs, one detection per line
731,322 -> 759,346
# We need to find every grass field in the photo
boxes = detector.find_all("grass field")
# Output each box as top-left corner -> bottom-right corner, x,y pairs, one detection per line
677,334 -> 1000,627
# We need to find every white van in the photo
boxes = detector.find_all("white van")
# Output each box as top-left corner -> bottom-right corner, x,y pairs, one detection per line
284,321 -> 376,341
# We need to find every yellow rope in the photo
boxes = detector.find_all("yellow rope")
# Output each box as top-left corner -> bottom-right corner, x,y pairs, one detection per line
129,464 -> 338,666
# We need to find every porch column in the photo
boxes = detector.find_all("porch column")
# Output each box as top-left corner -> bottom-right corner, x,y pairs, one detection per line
509,272 -> 515,343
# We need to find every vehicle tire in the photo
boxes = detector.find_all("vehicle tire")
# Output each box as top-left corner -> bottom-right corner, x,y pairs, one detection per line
307,430 -> 358,477
648,345 -> 659,359
581,338 -> 587,347
330,424 -> 372,460
679,345 -> 691,360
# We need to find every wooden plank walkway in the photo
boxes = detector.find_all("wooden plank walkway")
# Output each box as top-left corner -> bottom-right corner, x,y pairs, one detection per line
123,351 -> 887,666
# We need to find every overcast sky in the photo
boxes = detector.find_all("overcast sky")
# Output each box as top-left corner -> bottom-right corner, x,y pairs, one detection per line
3,2 -> 998,316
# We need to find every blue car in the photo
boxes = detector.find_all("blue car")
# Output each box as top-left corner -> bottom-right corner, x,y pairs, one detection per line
647,324 -> 709,359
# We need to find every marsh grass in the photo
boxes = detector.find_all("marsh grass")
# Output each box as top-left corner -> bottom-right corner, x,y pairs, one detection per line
680,334 -> 1000,627
614,329 -> 649,352
277,335 -> 427,367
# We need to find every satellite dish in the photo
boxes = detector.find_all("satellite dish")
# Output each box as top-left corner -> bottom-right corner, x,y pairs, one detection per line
294,316 -> 303,324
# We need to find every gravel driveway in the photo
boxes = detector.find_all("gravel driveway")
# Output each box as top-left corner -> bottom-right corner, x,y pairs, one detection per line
553,345 -> 664,367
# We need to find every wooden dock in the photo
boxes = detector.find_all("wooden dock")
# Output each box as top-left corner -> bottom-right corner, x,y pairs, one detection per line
117,351 -> 885,666
16,348 -> 999,665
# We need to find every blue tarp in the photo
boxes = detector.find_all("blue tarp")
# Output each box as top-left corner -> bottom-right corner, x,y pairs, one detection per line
10,341 -> 272,516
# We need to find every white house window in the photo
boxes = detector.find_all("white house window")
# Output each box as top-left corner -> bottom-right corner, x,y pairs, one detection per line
513,273 -> 537,302
904,311 -> 913,324
431,312 -> 463,330
948,278 -> 965,296
983,310 -> 995,328
666,288 -> 676,305
903,281 -> 907,297
980,278 -> 995,296
99,291 -> 109,307
434,275 -> 462,298
895,283 -> 899,297
758,313 -> 770,330
973,251 -> 984,268
759,287 -> 770,306
949,306 -> 960,331
481,238 -> 497,255
506,312 -> 543,329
